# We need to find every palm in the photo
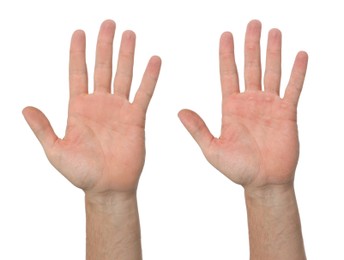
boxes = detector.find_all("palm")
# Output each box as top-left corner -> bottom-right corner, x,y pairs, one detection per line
52,94 -> 146,192
207,91 -> 298,187
23,21 -> 161,194
179,20 -> 308,189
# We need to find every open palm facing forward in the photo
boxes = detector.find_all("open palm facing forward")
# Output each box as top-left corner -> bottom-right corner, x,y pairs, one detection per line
179,20 -> 308,189
23,20 -> 161,195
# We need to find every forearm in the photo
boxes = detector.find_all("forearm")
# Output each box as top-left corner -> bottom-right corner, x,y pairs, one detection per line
244,184 -> 306,260
85,192 -> 142,260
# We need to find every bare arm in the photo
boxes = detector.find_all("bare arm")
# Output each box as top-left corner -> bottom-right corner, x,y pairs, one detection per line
245,185 -> 305,259
179,20 -> 307,259
23,20 -> 161,260
85,193 -> 142,259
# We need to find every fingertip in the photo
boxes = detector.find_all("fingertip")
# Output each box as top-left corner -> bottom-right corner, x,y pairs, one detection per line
73,29 -> 85,37
268,28 -> 282,38
177,109 -> 192,121
22,106 -> 42,125
177,109 -> 187,125
22,107 -> 58,148
151,55 -> 162,63
122,30 -> 136,40
178,109 -> 214,150
22,106 -> 31,124
145,56 -> 162,80
221,31 -> 233,41
177,109 -> 184,118
22,106 -> 30,116
101,19 -> 116,29
177,109 -> 201,130
297,51 -> 309,72
294,51 -> 309,72
247,19 -> 262,29
220,32 -> 234,50
70,30 -> 86,50
98,20 -> 116,38
297,51 -> 309,61
149,55 -> 162,70
22,106 -> 39,121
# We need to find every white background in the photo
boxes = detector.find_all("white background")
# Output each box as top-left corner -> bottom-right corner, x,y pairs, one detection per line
1,0 -> 343,259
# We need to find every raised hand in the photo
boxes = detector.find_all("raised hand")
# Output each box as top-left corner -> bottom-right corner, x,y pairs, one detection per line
23,20 -> 161,196
178,20 -> 308,190
23,20 -> 161,259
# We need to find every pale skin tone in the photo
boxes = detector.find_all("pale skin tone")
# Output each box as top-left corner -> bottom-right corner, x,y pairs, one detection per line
23,20 -> 161,260
179,20 -> 308,259
23,18 -> 307,259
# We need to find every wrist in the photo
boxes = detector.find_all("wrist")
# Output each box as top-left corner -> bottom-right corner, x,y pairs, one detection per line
85,191 -> 142,259
85,190 -> 138,214
244,183 -> 305,259
244,183 -> 296,207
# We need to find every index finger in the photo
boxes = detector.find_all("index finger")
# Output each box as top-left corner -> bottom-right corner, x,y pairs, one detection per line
220,32 -> 240,97
69,30 -> 88,98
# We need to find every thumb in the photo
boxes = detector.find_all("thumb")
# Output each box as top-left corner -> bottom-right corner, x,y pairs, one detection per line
22,106 -> 59,152
178,109 -> 214,152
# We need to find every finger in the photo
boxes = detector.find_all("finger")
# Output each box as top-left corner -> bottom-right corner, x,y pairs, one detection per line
244,20 -> 262,91
69,30 -> 88,98
94,20 -> 116,93
264,29 -> 282,95
133,56 -> 161,112
220,32 -> 240,97
22,107 -> 59,152
178,109 -> 214,152
283,51 -> 308,106
113,31 -> 136,98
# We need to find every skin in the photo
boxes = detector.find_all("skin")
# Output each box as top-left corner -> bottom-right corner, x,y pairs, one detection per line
23,20 -> 161,260
22,18 -> 307,259
179,20 -> 308,259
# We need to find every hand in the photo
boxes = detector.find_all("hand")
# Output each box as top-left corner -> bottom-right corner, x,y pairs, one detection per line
23,20 -> 161,197
178,20 -> 308,190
